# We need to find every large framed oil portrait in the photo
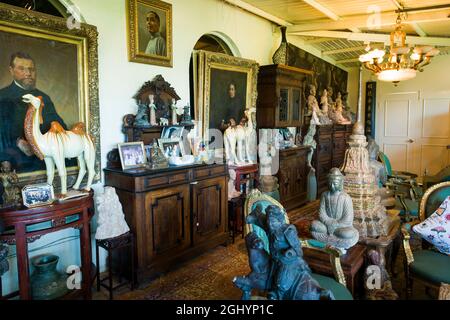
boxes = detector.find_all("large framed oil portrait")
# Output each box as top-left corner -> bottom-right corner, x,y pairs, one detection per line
0,4 -> 100,188
127,0 -> 173,67
193,50 -> 259,143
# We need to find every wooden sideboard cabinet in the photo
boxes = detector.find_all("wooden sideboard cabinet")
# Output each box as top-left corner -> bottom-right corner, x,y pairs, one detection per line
303,124 -> 353,196
104,164 -> 228,283
256,64 -> 312,128
277,146 -> 310,211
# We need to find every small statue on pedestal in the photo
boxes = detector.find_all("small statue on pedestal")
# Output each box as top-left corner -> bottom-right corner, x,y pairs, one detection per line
330,92 -> 351,125
134,101 -> 150,126
149,139 -> 168,169
170,98 -> 179,125
180,105 -> 193,125
95,187 -> 130,240
307,85 -> 321,125
310,168 -> 359,251
149,94 -> 157,126
319,89 -> 332,125
0,161 -> 21,208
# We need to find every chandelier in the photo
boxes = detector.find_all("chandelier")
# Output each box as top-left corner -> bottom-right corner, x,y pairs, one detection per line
359,13 -> 439,83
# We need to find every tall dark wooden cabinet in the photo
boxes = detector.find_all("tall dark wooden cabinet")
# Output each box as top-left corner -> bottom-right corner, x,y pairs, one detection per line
303,124 -> 353,195
256,64 -> 312,128
277,146 -> 311,211
104,164 -> 228,283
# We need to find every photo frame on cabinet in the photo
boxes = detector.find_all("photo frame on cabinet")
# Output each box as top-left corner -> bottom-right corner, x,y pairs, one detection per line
127,0 -> 173,67
22,183 -> 55,208
158,138 -> 184,158
118,142 -> 148,170
0,4 -> 100,187
193,50 -> 259,144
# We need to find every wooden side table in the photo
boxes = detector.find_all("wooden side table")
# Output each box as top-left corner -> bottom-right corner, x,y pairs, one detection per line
96,231 -> 136,300
303,244 -> 366,297
229,164 -> 259,194
0,193 -> 94,300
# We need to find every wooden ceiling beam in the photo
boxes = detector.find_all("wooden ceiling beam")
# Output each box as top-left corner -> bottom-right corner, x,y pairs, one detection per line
412,22 -> 428,37
221,0 -> 292,26
290,30 -> 450,46
335,58 -> 361,64
322,45 -> 383,56
302,0 -> 340,21
288,9 -> 450,32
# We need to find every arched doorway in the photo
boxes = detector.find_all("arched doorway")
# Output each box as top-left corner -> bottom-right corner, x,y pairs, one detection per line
189,33 -> 237,118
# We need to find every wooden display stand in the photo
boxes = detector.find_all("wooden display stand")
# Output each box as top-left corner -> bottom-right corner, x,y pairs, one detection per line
0,193 -> 94,300
303,244 -> 366,297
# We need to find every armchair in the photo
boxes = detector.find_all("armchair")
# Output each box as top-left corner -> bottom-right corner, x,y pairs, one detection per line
243,189 -> 352,300
379,152 -> 423,221
402,181 -> 450,299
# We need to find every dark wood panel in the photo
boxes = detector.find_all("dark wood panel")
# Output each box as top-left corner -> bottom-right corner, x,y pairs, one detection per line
192,177 -> 227,245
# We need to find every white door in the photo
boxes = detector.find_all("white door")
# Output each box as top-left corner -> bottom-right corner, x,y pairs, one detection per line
376,92 -> 420,175
377,91 -> 450,178
417,93 -> 450,177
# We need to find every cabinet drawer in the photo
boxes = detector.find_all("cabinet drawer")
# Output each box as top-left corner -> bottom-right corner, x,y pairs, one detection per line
194,165 -> 226,179
144,171 -> 190,189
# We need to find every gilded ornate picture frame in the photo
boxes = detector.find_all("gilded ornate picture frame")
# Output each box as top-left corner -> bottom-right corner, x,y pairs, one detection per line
194,50 -> 259,142
127,0 -> 173,67
0,4 -> 100,188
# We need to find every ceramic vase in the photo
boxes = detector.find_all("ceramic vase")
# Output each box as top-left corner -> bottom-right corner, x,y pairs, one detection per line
272,26 -> 289,65
30,254 -> 69,300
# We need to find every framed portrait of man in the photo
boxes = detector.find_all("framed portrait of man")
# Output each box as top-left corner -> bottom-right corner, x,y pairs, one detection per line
127,0 -> 173,67
0,4 -> 100,187
193,51 -> 259,143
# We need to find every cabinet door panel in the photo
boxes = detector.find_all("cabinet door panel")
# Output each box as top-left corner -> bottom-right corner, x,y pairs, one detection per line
279,88 -> 289,123
144,185 -> 190,264
192,177 -> 227,244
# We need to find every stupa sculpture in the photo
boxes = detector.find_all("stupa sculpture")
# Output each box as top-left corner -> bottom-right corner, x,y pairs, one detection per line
311,168 -> 359,251
95,187 -> 130,240
341,122 -> 389,239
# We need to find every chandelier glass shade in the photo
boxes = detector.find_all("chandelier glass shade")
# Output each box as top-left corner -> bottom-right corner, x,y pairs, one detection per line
359,14 -> 439,83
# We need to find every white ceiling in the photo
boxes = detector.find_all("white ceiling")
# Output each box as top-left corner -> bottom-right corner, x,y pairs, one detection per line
233,0 -> 450,67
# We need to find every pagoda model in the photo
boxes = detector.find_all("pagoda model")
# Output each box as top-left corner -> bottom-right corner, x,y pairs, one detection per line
340,68 -> 389,239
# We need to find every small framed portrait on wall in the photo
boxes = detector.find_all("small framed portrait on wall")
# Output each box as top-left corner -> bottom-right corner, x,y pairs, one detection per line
118,142 -> 148,170
161,126 -> 185,139
126,0 -> 173,67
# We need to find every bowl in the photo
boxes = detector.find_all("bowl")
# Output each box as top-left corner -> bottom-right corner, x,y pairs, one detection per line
168,155 -> 195,166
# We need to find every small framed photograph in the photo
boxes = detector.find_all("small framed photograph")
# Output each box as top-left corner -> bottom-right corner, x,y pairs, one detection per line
158,138 -> 184,158
118,142 -> 148,170
161,126 -> 185,139
22,183 -> 55,208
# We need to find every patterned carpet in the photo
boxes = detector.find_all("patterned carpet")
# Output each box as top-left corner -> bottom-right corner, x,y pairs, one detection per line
116,242 -> 250,300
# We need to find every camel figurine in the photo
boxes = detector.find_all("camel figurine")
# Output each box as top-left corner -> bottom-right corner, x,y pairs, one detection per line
22,94 -> 96,196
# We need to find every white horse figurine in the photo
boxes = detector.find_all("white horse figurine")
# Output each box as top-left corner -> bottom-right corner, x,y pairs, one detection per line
22,94 -> 96,196
160,118 -> 169,126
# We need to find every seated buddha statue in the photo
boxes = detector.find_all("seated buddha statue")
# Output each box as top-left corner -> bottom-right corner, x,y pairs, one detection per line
311,168 -> 359,251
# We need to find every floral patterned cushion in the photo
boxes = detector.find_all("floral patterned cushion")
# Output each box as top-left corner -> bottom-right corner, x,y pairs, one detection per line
413,196 -> 450,255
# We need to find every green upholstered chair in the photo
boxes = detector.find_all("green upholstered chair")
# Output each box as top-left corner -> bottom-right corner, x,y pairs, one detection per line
244,189 -> 353,300
379,151 -> 423,222
402,181 -> 450,299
